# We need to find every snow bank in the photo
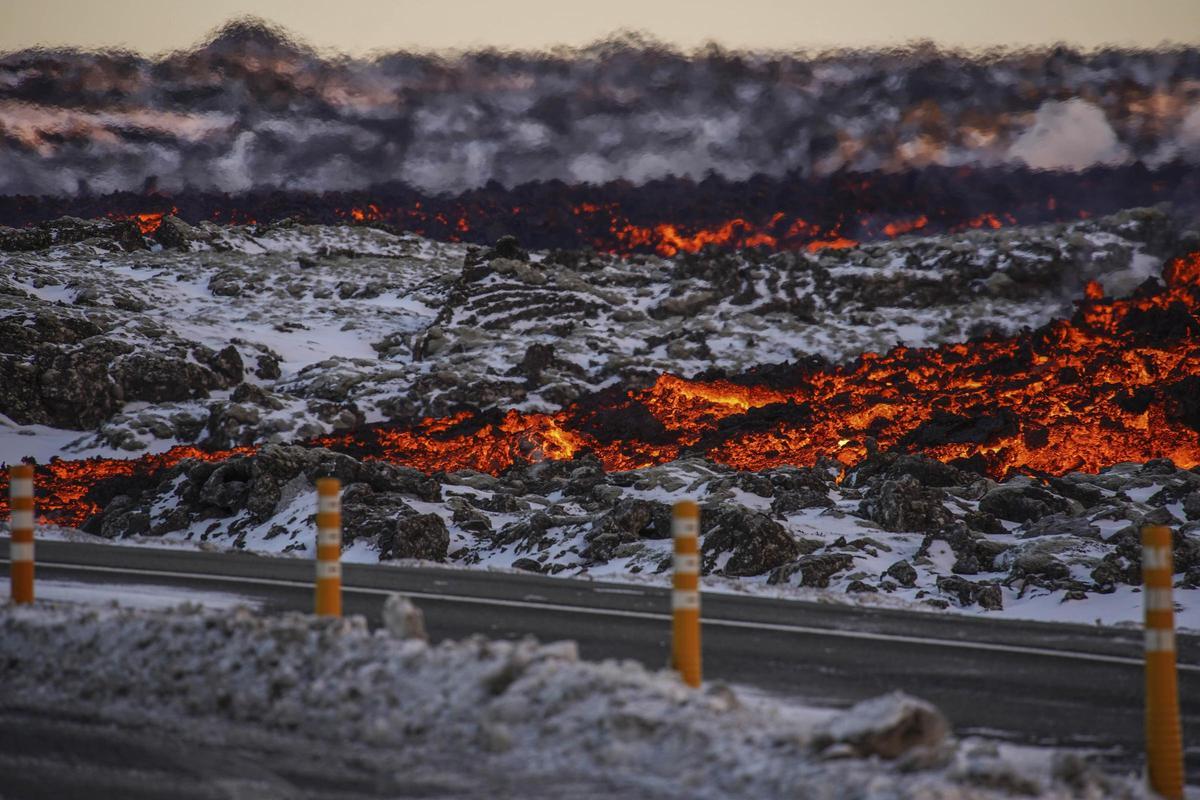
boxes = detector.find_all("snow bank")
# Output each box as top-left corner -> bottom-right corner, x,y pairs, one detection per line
0,602 -> 1147,799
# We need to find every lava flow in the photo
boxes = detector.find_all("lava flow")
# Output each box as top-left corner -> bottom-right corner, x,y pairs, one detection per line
4,163 -> 1197,257
3,253 -> 1200,528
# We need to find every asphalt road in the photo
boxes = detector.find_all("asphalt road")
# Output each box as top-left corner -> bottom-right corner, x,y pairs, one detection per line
3,538 -> 1199,788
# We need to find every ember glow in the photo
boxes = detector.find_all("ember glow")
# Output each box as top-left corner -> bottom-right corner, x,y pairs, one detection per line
4,253 -> 1199,528
107,207 -> 178,235
3,163 -> 1196,256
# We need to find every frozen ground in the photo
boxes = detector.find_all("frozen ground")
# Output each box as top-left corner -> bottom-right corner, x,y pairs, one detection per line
2,208 -> 1198,630
0,207 -> 1179,454
0,601 -> 1163,799
30,448 -> 1200,631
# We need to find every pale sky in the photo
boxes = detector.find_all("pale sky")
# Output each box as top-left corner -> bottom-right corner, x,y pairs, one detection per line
1,0 -> 1198,55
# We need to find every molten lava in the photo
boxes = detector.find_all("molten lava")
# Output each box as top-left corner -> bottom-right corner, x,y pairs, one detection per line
6,163 -> 1196,257
108,207 -> 179,235
3,253 -> 1199,528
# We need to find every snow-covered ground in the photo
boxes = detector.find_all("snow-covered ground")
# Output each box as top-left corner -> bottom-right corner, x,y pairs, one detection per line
31,577 -> 262,611
0,208 -> 1175,454
0,600 -> 1161,799
3,208 -> 1198,630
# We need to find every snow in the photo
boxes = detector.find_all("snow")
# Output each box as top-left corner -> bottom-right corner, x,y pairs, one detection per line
3,212 -> 1197,632
0,601 -> 1155,799
33,578 -> 261,611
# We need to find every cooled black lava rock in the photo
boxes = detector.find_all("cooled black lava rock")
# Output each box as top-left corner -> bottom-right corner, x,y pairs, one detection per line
1009,550 -> 1072,583
153,215 -> 202,249
513,342 -> 557,386
702,507 -> 802,577
767,553 -> 856,587
858,476 -> 954,532
978,485 -> 1077,523
1186,491 -> 1200,521
901,408 -> 1019,449
198,461 -> 252,512
378,513 -> 449,561
885,559 -> 918,587
1020,513 -> 1099,539
1166,376 -> 1200,432
194,344 -> 244,387
343,489 -> 419,545
936,576 -> 1003,610
584,498 -> 673,561
771,488 -> 834,515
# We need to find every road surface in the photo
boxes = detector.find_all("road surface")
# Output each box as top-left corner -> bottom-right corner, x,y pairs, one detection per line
2,538 -> 1198,794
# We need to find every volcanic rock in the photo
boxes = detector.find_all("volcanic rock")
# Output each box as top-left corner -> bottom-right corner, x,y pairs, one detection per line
978,485 -> 1078,523
1009,551 -> 1072,586
378,513 -> 449,561
702,508 -> 801,577
767,553 -> 856,587
343,490 -> 418,545
194,344 -> 244,387
1184,491 -> 1200,521
885,560 -> 919,587
198,461 -> 252,512
771,488 -> 834,515
858,477 -> 954,532
153,215 -> 203,249
1020,513 -> 1099,539
584,498 -> 673,561
936,576 -> 1003,610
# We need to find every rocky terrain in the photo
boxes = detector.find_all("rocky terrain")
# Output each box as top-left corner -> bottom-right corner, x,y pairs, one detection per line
67,440 -> 1200,625
0,206 -> 1179,453
2,207 -> 1199,626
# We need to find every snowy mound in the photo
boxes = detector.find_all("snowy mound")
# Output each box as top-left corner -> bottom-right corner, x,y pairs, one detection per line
0,602 -> 1146,799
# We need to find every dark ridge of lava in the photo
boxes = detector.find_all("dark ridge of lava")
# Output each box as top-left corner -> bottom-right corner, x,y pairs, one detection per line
1,163 -> 1198,257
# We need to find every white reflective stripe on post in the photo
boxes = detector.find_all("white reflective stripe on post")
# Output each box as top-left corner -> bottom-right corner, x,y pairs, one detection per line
9,509 -> 34,530
672,590 -> 700,610
316,561 -> 341,579
317,529 -> 340,546
1145,629 -> 1176,653
674,553 -> 699,574
673,518 -> 698,538
318,495 -> 341,513
9,477 -> 33,498
1146,588 -> 1175,612
1143,546 -> 1172,570
9,542 -> 33,562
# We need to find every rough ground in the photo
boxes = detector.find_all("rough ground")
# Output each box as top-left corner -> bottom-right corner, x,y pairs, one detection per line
0,207 -> 1179,452
0,602 -> 1152,799
2,208 -> 1199,626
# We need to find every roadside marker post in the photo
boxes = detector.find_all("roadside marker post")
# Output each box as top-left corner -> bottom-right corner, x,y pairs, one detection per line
672,500 -> 702,687
8,464 -> 35,604
1142,524 -> 1183,800
315,477 -> 342,617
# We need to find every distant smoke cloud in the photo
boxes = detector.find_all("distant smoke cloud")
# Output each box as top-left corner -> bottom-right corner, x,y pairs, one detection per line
1008,99 -> 1129,171
0,22 -> 1197,196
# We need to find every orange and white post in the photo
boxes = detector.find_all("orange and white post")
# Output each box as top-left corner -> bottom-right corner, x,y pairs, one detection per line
1142,524 -> 1183,800
9,464 -> 35,604
672,500 -> 702,687
315,477 -> 342,617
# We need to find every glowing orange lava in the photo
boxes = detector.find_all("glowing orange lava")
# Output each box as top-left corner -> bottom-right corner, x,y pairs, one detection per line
108,206 -> 179,235
4,253 -> 1198,527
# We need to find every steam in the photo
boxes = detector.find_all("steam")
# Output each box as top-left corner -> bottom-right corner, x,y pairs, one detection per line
0,20 -> 1198,196
1008,99 -> 1129,171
